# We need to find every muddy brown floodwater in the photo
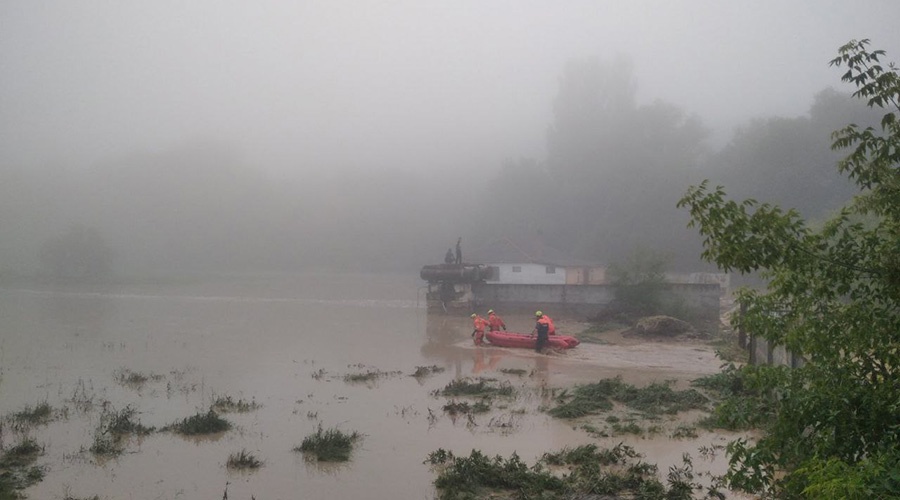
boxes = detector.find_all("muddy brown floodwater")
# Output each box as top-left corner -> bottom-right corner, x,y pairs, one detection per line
0,273 -> 750,499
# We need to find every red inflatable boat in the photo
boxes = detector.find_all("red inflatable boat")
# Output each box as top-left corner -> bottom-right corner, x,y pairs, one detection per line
485,331 -> 580,349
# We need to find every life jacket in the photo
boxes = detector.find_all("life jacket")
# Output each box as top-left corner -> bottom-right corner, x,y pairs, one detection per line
543,315 -> 556,335
488,313 -> 505,331
472,315 -> 488,331
536,315 -> 551,334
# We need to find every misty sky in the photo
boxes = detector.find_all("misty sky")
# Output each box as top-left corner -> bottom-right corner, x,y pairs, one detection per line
3,1 -> 900,176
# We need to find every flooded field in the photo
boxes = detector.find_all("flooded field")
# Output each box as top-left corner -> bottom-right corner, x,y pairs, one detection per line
0,273 -> 744,499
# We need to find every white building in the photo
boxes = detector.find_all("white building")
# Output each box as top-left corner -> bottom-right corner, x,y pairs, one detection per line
467,237 -> 604,285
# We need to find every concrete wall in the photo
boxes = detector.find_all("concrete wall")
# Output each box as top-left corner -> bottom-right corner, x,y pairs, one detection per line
565,266 -> 607,285
485,263 -> 566,285
472,282 -> 721,320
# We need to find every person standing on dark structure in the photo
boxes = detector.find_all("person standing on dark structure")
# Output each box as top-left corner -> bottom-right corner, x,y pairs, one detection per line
445,248 -> 454,264
535,310 -> 550,353
455,237 -> 462,264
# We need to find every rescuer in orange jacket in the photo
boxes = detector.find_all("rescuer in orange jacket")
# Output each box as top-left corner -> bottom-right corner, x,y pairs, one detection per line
542,313 -> 556,335
471,313 -> 488,346
487,309 -> 507,332
535,310 -> 550,352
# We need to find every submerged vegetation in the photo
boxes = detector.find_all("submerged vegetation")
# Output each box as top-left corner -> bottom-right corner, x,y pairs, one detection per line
113,368 -> 164,388
163,410 -> 231,436
412,365 -> 446,378
226,449 -> 264,470
89,405 -> 155,457
548,377 -> 708,419
295,425 -> 361,462
434,378 -> 514,398
6,402 -> 54,427
0,438 -> 45,499
211,395 -> 261,413
426,443 -> 720,499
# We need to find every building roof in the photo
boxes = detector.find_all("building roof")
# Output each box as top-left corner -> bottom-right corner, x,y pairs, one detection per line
465,236 -> 599,267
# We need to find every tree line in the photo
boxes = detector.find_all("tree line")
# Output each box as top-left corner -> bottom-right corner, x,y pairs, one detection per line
0,51 -> 882,281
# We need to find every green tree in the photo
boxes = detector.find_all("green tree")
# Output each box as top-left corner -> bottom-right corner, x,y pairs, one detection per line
607,248 -> 669,314
678,39 -> 900,498
542,56 -> 709,266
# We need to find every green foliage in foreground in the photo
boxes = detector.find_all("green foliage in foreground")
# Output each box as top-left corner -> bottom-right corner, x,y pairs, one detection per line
426,444 -> 720,500
295,425 -> 361,462
691,363 -> 780,431
548,376 -> 708,419
678,39 -> 900,497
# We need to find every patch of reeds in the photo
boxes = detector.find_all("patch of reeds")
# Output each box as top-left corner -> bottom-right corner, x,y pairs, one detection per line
427,449 -> 565,498
163,410 -> 231,436
0,438 -> 45,497
580,423 -> 609,437
89,405 -> 155,457
412,365 -> 445,378
671,425 -> 699,439
541,443 -> 639,467
611,421 -> 643,435
547,376 -> 708,419
226,449 -> 264,470
7,402 -> 54,426
211,395 -> 261,413
294,425 -> 361,462
113,368 -> 164,388
433,378 -> 514,398
0,438 -> 42,468
342,368 -> 402,384
103,405 -> 155,436
427,444 -> 718,500
442,399 -> 491,416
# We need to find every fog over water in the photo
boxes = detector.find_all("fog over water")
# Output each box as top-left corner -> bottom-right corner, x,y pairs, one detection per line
2,1 -> 900,276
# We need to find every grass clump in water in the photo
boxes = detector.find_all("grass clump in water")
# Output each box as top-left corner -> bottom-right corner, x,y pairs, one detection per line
548,376 -> 708,419
294,425 -> 361,462
426,443 -> 720,500
211,395 -> 261,413
611,421 -> 643,435
442,399 -> 491,416
671,425 -> 699,439
164,410 -> 231,436
226,449 -> 264,470
0,438 -> 45,498
89,405 -> 155,457
342,368 -> 402,384
7,402 -> 54,426
0,438 -> 43,469
412,365 -> 445,378
426,449 -> 565,499
434,378 -> 514,398
113,368 -> 164,388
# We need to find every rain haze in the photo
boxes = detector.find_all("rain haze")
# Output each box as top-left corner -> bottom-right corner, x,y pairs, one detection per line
2,1 -> 900,275
3,2 -> 900,499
